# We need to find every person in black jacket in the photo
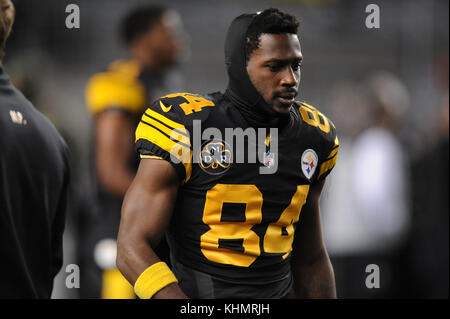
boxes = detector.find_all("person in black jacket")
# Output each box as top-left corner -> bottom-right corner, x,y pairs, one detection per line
0,0 -> 70,298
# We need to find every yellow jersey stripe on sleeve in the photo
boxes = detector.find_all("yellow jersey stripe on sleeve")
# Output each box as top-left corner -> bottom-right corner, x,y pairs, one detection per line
327,146 -> 339,159
144,108 -> 188,135
135,121 -> 190,154
135,121 -> 192,183
140,155 -> 164,160
142,113 -> 190,146
318,153 -> 338,179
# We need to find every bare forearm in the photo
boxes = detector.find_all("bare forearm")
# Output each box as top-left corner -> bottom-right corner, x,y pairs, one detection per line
116,235 -> 160,284
117,236 -> 188,299
117,184 -> 170,283
117,160 -> 187,298
293,250 -> 336,299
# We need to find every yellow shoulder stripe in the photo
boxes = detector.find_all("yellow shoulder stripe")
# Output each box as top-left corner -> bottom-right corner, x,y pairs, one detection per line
135,112 -> 192,183
142,111 -> 190,147
327,147 -> 339,160
327,136 -> 340,159
140,155 -> 164,160
144,108 -> 187,134
318,154 -> 338,179
135,120 -> 190,152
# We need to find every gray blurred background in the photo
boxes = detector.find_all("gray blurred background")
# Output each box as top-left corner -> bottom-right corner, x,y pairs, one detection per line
4,0 -> 448,298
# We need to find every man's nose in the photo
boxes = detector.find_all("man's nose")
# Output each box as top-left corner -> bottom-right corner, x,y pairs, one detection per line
281,67 -> 298,87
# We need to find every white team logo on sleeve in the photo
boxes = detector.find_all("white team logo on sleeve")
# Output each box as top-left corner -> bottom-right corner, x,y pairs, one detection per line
9,110 -> 27,125
301,149 -> 318,180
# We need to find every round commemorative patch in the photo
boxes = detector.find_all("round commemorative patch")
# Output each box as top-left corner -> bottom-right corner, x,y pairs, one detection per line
301,149 -> 318,180
199,140 -> 232,175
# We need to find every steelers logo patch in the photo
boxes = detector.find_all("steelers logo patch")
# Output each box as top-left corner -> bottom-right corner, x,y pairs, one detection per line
199,140 -> 232,175
301,149 -> 318,180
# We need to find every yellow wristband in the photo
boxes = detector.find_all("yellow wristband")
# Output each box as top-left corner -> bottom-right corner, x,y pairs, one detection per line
134,262 -> 178,299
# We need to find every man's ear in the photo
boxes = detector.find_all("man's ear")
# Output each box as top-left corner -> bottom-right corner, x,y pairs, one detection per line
0,0 -> 15,60
244,37 -> 251,63
1,0 -> 15,38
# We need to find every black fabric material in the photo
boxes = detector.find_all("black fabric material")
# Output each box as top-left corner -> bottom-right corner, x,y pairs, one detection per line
0,66 -> 70,298
172,257 -> 293,299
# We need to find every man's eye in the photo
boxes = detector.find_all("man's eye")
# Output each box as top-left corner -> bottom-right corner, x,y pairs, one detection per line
268,65 -> 282,72
292,62 -> 303,71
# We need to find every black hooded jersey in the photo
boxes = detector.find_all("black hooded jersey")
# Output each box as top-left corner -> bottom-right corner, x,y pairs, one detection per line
135,92 -> 338,288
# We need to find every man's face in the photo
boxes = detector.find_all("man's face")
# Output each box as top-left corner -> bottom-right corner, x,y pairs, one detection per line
246,33 -> 302,114
140,13 -> 183,69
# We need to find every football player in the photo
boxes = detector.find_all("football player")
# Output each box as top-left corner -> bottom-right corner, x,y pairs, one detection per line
81,6 -> 183,298
117,8 -> 339,299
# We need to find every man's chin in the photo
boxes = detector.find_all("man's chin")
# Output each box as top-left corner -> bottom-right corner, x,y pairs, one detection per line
272,102 -> 293,114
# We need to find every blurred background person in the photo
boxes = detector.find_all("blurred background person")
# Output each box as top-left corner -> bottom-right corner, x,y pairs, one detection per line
407,68 -> 449,298
322,72 -> 412,298
321,81 -> 373,297
0,0 -> 70,298
78,5 -> 185,299
351,72 -> 411,297
353,71 -> 411,252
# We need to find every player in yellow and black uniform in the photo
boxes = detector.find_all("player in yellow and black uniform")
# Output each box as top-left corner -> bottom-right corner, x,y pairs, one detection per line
133,93 -> 338,298
117,9 -> 339,299
79,6 -> 183,298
